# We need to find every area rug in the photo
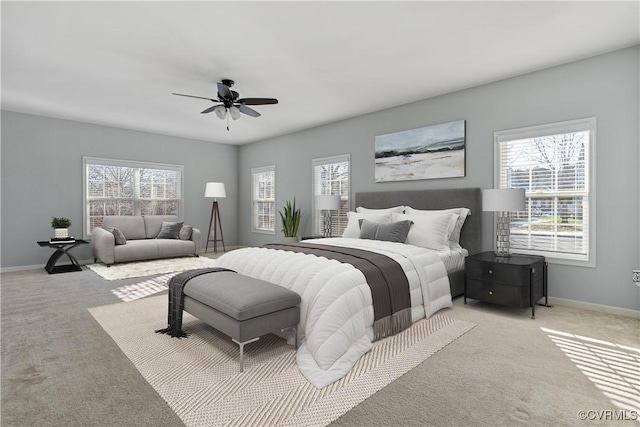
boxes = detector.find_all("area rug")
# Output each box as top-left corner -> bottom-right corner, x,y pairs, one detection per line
89,295 -> 476,427
87,256 -> 218,280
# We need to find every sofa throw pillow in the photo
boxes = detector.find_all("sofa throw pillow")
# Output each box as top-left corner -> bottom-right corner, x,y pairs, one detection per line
102,226 -> 127,245
358,219 -> 413,243
179,225 -> 193,240
156,221 -> 184,239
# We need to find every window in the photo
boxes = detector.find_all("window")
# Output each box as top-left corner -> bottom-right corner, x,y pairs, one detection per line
494,117 -> 596,266
312,154 -> 350,236
83,157 -> 183,238
251,165 -> 276,234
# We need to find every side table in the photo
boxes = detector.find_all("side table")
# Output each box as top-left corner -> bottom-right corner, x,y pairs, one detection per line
464,251 -> 548,319
37,240 -> 89,274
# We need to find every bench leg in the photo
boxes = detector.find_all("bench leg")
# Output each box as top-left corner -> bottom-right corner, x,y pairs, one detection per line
281,325 -> 298,350
232,337 -> 259,372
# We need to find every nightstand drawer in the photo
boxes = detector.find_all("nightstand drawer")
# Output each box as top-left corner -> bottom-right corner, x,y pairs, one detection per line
465,279 -> 531,308
466,260 -> 544,287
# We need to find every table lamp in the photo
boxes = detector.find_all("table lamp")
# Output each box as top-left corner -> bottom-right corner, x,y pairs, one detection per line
483,188 -> 526,257
315,194 -> 341,237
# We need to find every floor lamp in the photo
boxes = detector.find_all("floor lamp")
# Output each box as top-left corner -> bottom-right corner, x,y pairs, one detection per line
483,188 -> 526,257
315,194 -> 341,237
205,182 -> 226,254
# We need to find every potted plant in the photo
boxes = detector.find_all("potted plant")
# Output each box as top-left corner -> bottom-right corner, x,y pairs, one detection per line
51,217 -> 72,238
279,199 -> 301,242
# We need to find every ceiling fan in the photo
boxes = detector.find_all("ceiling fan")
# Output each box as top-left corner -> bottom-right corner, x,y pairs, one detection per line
173,79 -> 278,130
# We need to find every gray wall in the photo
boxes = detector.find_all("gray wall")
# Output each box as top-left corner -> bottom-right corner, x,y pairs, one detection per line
1,111 -> 239,268
238,46 -> 640,311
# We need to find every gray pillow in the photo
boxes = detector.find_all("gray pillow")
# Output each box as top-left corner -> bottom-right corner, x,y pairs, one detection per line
358,219 -> 413,243
156,221 -> 183,239
179,225 -> 193,240
102,226 -> 127,245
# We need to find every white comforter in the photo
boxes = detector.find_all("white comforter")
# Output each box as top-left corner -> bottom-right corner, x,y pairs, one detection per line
212,238 -> 452,388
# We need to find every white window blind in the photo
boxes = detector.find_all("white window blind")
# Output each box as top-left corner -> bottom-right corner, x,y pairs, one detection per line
83,157 -> 183,238
312,154 -> 350,236
251,165 -> 276,234
494,117 -> 595,265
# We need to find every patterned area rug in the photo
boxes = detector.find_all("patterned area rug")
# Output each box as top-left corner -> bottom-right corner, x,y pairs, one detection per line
89,295 -> 476,427
87,256 -> 218,280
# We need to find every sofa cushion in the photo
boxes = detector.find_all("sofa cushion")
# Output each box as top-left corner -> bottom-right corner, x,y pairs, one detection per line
102,216 -> 146,240
102,226 -> 127,245
156,239 -> 196,257
156,221 -> 184,239
143,215 -> 179,238
113,240 -> 160,263
179,225 -> 193,240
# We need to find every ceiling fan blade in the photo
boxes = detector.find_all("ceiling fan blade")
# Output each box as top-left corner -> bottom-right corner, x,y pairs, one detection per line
237,97 -> 279,105
238,104 -> 261,118
217,82 -> 232,99
201,106 -> 219,114
172,93 -> 217,102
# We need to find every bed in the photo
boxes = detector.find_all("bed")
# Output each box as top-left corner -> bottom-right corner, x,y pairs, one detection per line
355,187 -> 482,297
212,188 -> 481,388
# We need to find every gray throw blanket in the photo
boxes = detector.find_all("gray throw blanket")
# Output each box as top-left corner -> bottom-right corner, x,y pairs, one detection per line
155,267 -> 235,338
264,242 -> 411,340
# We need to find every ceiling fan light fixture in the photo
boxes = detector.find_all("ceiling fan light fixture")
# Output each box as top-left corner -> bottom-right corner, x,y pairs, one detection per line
228,106 -> 241,120
214,105 -> 227,120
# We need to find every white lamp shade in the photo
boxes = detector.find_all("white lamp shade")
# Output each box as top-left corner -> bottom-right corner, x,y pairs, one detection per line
483,189 -> 525,212
204,182 -> 226,198
228,106 -> 241,120
315,194 -> 341,210
214,105 -> 227,120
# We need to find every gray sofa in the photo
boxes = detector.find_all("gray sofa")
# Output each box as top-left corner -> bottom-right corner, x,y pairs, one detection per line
91,215 -> 201,265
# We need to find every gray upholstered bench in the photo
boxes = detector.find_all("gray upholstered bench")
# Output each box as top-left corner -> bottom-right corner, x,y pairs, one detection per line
182,272 -> 301,372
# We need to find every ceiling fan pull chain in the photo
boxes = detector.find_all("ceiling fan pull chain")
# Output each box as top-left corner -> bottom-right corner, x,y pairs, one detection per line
227,113 -> 230,131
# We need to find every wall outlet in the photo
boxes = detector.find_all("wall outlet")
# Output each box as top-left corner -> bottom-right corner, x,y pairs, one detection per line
634,270 -> 640,286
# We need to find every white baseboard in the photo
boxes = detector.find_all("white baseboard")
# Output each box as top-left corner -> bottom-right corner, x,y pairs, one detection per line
548,296 -> 640,319
1,264 -> 45,273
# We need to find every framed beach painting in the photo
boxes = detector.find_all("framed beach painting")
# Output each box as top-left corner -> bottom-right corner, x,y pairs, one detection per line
374,120 -> 466,182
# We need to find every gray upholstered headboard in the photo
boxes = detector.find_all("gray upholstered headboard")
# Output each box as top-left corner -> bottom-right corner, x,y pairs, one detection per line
355,188 -> 482,255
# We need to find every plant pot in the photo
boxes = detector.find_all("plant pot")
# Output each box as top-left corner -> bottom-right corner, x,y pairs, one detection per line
54,228 -> 69,238
282,236 -> 299,243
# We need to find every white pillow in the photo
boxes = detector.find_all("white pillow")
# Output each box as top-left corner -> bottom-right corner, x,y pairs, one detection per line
342,212 -> 393,238
356,206 -> 404,214
404,207 -> 470,249
392,212 -> 459,250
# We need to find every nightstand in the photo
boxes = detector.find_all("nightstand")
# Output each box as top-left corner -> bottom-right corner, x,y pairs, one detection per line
464,251 -> 548,318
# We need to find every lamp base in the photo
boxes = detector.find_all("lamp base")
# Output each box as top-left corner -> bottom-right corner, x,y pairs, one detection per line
323,211 -> 333,238
495,211 -> 512,258
494,251 -> 512,258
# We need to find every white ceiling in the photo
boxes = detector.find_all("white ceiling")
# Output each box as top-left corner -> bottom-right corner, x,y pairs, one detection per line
2,1 -> 639,145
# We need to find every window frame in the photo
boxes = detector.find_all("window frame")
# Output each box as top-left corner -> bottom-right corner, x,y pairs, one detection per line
312,154 -> 351,236
493,117 -> 596,267
82,156 -> 184,239
251,165 -> 276,235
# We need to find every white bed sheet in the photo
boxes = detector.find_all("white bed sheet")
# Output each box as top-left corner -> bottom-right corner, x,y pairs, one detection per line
438,247 -> 468,274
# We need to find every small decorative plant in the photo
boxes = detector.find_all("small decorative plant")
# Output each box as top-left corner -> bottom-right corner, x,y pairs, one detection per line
279,199 -> 301,238
51,217 -> 72,228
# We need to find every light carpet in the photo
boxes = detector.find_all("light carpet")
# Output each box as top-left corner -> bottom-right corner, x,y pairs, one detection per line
87,256 -> 218,280
89,295 -> 475,427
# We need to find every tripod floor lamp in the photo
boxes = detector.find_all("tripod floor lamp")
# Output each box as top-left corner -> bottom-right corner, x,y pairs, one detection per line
205,182 -> 226,254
